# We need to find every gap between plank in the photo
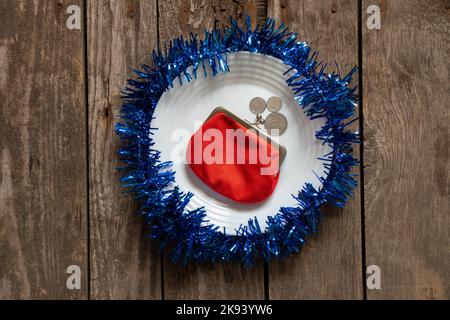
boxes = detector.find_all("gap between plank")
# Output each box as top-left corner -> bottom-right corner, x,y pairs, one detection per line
357,0 -> 367,301
82,0 -> 91,300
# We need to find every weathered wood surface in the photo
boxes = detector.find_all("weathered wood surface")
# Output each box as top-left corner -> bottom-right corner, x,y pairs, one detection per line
1,0 -> 449,300
0,0 -> 87,299
88,0 -> 161,299
363,0 -> 449,299
267,0 -> 363,300
158,0 -> 266,300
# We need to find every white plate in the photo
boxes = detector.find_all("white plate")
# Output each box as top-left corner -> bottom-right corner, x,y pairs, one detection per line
152,52 -> 331,235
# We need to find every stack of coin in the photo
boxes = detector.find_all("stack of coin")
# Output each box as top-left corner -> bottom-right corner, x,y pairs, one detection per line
249,96 -> 288,136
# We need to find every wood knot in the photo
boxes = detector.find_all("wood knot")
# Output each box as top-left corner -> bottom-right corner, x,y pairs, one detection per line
127,1 -> 134,19
331,4 -> 338,14
104,105 -> 111,118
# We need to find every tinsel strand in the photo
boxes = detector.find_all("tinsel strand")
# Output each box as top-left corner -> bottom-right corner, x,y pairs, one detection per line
116,17 -> 358,266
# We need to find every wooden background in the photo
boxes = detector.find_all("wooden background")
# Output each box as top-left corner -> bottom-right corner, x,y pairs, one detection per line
1,0 -> 448,300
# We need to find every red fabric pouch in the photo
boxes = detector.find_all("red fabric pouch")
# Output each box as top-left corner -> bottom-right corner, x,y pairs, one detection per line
186,109 -> 283,203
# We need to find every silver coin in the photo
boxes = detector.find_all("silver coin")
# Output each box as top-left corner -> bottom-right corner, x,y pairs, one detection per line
264,112 -> 288,136
267,96 -> 282,112
249,97 -> 266,115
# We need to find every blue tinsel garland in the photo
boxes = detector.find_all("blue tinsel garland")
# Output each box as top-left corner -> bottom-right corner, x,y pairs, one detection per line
115,17 -> 358,266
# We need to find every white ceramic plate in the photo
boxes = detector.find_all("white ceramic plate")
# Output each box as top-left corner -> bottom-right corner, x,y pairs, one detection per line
152,52 -> 331,235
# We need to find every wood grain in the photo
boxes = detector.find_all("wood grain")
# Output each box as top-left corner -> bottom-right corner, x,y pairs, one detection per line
158,0 -> 266,299
267,0 -> 363,299
88,0 -> 161,299
164,261 -> 265,299
1,0 -> 449,300
0,0 -> 87,299
159,0 -> 262,37
363,0 -> 449,299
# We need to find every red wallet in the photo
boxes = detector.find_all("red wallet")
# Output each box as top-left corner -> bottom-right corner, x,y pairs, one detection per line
186,108 -> 285,203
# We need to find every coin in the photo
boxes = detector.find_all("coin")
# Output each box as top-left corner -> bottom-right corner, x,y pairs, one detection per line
249,97 -> 267,115
267,96 -> 282,112
264,112 -> 288,136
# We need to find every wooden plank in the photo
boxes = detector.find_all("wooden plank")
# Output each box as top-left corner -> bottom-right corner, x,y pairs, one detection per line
267,0 -> 363,299
164,262 -> 265,299
363,0 -> 449,299
158,0 -> 266,299
159,0 -> 262,34
0,0 -> 87,299
88,0 -> 161,299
